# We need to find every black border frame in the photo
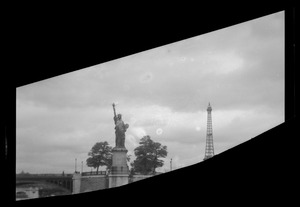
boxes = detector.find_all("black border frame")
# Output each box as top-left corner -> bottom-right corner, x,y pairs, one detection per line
5,5 -> 296,205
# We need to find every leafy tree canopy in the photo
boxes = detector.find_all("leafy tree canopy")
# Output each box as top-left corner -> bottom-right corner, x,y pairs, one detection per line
131,135 -> 167,175
86,141 -> 112,173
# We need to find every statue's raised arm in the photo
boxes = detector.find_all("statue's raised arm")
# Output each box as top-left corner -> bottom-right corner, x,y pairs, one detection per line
112,103 -> 117,125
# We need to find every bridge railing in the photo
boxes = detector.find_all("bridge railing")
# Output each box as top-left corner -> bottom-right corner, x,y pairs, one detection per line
16,173 -> 73,179
81,171 -> 107,176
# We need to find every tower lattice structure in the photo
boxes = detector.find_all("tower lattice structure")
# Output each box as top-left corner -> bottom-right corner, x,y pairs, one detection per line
204,102 -> 214,160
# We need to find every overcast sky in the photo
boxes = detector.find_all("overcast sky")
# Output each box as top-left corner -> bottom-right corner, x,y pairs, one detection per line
16,11 -> 284,174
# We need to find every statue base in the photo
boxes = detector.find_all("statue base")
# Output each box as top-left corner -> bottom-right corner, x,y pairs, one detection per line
108,147 -> 129,188
108,174 -> 129,188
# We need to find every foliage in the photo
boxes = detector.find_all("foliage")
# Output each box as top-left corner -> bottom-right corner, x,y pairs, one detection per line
131,135 -> 167,175
86,141 -> 112,173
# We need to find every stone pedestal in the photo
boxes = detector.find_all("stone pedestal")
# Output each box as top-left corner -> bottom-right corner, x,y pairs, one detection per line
72,172 -> 82,194
108,147 -> 129,188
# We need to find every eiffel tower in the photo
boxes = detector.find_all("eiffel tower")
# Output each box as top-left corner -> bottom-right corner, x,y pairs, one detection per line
204,102 -> 214,160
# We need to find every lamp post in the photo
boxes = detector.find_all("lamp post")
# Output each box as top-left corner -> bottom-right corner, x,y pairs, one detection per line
75,158 -> 77,173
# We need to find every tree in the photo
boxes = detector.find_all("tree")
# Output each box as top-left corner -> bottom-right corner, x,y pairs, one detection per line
131,135 -> 167,175
86,141 -> 112,173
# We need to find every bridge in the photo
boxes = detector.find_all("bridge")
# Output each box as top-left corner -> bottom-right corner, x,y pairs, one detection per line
16,173 -> 74,192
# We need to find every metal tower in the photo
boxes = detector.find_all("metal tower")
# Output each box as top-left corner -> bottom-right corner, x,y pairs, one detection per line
204,102 -> 214,160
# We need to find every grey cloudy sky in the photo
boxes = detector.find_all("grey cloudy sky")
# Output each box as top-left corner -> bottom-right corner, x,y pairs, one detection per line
16,11 -> 284,173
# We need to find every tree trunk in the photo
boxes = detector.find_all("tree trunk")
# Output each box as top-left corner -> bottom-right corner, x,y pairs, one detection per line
96,166 -> 99,174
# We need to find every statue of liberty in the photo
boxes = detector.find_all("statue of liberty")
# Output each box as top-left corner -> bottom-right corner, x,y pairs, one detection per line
112,103 -> 129,148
